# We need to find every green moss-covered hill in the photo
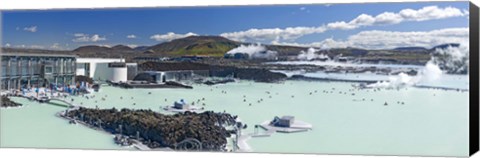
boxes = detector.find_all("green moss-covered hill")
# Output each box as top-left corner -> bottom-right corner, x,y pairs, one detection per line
148,36 -> 241,57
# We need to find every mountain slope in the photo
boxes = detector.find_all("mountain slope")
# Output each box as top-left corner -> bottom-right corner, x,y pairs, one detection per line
3,36 -> 456,66
111,45 -> 134,51
72,45 -> 137,58
147,36 -> 241,57
73,45 -> 112,52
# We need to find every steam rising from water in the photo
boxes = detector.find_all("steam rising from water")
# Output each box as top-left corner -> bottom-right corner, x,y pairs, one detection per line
367,43 -> 468,89
420,61 -> 443,82
367,73 -> 414,88
432,43 -> 469,74
297,48 -> 330,61
226,44 -> 278,60
367,61 -> 443,89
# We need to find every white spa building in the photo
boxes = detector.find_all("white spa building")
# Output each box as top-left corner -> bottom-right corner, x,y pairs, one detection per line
0,54 -> 138,90
75,58 -> 137,83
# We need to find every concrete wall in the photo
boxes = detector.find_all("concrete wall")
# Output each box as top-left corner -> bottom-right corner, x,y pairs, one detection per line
126,63 -> 138,80
138,70 -> 209,84
92,63 -> 128,83
109,66 -> 128,83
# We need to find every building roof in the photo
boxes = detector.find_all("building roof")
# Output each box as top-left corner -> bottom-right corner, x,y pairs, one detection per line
76,58 -> 124,63
1,52 -> 77,58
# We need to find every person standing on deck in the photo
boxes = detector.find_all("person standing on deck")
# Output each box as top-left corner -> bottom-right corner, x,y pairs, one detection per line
35,86 -> 39,98
50,84 -> 54,96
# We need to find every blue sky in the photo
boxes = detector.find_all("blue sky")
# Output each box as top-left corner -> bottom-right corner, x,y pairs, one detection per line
1,1 -> 470,50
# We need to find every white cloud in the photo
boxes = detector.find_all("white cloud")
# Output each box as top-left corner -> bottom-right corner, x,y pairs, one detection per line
298,7 -> 311,13
150,32 -> 198,42
462,9 -> 470,19
74,33 -> 86,37
90,35 -> 106,42
5,43 -> 11,47
374,12 -> 402,24
72,33 -> 107,42
98,44 -> 111,48
30,45 -> 44,49
50,43 -> 61,49
399,6 -> 465,21
326,21 -> 355,30
23,26 -> 37,32
275,27 -> 469,50
221,27 -> 326,43
127,34 -> 137,39
12,44 -> 45,49
127,44 -> 138,48
220,5 -> 467,43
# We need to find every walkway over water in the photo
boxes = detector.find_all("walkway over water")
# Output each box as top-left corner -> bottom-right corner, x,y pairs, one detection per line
48,98 -> 76,108
130,139 -> 151,150
236,121 -> 313,152
16,93 -> 77,108
235,125 -> 277,152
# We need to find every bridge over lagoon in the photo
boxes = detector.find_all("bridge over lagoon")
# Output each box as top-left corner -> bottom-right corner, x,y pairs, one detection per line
13,93 -> 78,108
234,120 -> 312,152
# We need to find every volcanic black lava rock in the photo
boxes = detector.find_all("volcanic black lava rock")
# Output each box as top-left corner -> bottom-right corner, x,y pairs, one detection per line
139,61 -> 287,83
1,96 -> 22,108
66,108 -> 237,151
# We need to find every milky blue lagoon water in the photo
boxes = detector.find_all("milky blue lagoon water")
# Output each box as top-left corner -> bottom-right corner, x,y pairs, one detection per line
1,79 -> 469,156
274,70 -> 469,90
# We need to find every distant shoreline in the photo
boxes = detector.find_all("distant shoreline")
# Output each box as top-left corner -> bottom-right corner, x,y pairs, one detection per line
287,74 -> 469,92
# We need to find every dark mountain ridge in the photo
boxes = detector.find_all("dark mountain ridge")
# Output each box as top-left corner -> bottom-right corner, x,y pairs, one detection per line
1,36 -> 460,66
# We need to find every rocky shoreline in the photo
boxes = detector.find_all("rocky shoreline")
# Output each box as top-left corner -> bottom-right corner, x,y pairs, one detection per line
108,80 -> 193,89
266,63 -> 419,76
139,61 -> 288,83
288,75 -> 378,84
64,107 -> 238,151
137,60 -> 423,84
203,78 -> 236,86
1,96 -> 22,108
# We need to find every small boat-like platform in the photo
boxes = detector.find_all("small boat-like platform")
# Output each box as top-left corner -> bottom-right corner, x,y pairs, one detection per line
259,116 -> 313,133
163,106 -> 204,113
162,99 -> 204,113
259,121 -> 312,133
